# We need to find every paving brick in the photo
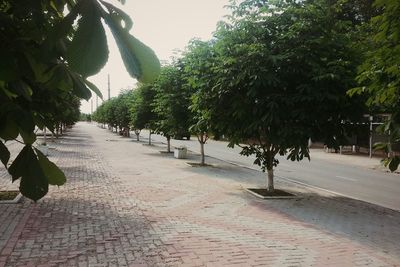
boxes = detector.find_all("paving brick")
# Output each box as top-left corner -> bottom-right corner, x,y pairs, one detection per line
0,123 -> 399,266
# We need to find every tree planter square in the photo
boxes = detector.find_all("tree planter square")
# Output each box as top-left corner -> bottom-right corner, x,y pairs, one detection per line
245,188 -> 298,199
185,162 -> 213,167
0,191 -> 23,204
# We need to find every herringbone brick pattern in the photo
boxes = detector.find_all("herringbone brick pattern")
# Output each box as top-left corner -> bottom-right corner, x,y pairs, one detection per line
0,123 -> 399,267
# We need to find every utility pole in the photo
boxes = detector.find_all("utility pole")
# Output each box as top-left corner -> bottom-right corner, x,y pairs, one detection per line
108,74 -> 110,100
91,99 -> 93,114
96,95 -> 98,109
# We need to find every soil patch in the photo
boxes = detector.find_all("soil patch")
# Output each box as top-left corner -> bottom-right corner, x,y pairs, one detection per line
186,162 -> 214,167
246,188 -> 297,199
0,191 -> 20,201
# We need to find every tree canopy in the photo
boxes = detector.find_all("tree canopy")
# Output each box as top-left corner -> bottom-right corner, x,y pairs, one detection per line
130,83 -> 157,138
0,0 -> 160,201
152,64 -> 194,141
197,0 -> 366,190
183,39 -> 217,165
349,0 -> 400,171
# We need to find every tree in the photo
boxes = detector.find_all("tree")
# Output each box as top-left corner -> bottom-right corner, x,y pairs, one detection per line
0,0 -> 160,201
153,64 -> 194,152
204,0 -> 364,192
349,0 -> 400,171
183,40 -> 217,165
114,91 -> 132,137
93,95 -> 129,134
130,84 -> 157,142
92,102 -> 108,127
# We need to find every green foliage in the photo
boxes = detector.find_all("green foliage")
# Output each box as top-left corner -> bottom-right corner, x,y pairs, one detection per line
130,84 -> 157,131
67,0 -> 109,77
152,64 -> 194,139
349,0 -> 400,171
8,145 -> 61,202
93,98 -> 118,129
116,91 -> 133,133
184,0 -> 366,190
0,0 -> 160,201
35,149 -> 67,186
80,113 -> 92,122
92,91 -> 134,133
0,141 -> 10,167
102,2 -> 161,83
183,40 -> 216,139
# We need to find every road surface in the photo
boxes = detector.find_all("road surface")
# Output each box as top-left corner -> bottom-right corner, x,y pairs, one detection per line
142,130 -> 400,211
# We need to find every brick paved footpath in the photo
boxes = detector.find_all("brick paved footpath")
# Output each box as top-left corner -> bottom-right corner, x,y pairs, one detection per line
0,122 -> 399,267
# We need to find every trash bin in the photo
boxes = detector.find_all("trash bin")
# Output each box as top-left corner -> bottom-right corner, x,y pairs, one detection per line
174,146 -> 187,159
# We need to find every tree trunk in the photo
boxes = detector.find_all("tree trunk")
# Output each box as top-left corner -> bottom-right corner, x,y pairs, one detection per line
200,142 -> 205,165
197,133 -> 207,165
267,168 -> 274,192
55,124 -> 59,138
148,131 -> 152,145
43,127 -> 47,144
167,136 -> 171,153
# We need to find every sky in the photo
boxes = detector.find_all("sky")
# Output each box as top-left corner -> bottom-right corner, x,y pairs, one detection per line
82,0 -> 231,113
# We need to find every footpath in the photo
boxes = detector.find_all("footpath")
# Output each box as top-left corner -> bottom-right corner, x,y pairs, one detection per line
0,122 -> 399,267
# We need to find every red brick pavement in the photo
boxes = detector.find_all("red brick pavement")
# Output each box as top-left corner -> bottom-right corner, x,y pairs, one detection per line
0,123 -> 399,266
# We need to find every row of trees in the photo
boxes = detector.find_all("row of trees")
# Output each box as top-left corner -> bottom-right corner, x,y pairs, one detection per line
94,0 -> 399,192
0,0 -> 160,201
92,64 -> 195,156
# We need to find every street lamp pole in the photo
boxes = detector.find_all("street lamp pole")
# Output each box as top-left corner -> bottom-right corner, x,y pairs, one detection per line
108,74 -> 110,100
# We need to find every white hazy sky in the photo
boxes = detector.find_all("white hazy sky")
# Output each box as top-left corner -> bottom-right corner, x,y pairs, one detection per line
82,0 -> 231,113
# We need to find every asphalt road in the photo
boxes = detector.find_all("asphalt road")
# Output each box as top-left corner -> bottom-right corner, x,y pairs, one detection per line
142,130 -> 400,211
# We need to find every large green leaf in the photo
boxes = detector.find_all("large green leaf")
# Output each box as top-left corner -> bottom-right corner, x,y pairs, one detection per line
9,145 -> 49,201
46,7 -> 78,43
9,145 -> 34,182
70,72 -> 92,100
14,109 -> 35,133
8,81 -> 33,101
0,115 -> 19,141
125,36 -> 161,83
85,79 -> 103,99
100,1 -> 133,31
0,49 -> 19,82
103,14 -> 160,83
66,1 -> 109,77
20,130 -> 37,145
46,64 -> 73,91
20,157 -> 49,202
35,148 -> 66,186
0,141 -> 10,167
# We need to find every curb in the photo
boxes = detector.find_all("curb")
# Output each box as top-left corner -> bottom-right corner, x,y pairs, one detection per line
0,193 -> 23,204
243,187 -> 300,200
